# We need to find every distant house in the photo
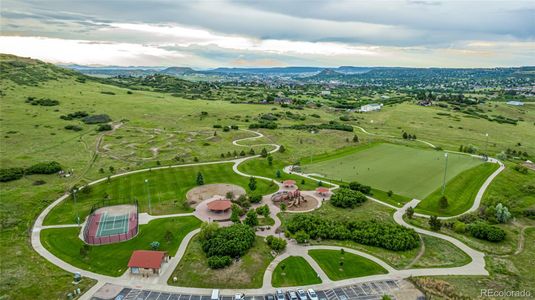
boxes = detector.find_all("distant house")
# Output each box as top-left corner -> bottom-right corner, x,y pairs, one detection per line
507,101 -> 524,106
128,250 -> 168,277
359,103 -> 383,112
418,100 -> 433,107
320,90 -> 331,96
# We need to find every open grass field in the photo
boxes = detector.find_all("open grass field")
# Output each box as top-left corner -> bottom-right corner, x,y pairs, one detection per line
271,256 -> 322,287
44,163 -> 279,225
411,235 -> 472,268
40,216 -> 201,276
416,162 -> 499,216
308,250 -> 388,281
169,236 -> 272,288
302,143 -> 484,199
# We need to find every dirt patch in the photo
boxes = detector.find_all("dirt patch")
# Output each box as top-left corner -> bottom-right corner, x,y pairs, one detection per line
186,184 -> 246,207
274,195 -> 319,211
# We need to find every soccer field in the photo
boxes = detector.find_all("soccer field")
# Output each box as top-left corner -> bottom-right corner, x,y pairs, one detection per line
302,143 -> 484,199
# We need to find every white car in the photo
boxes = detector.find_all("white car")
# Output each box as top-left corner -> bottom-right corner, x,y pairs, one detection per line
234,293 -> 245,300
296,289 -> 307,300
276,290 -> 285,300
307,289 -> 318,300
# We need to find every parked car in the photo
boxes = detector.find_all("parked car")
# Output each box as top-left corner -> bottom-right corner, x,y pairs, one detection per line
234,293 -> 245,300
211,290 -> 220,300
264,294 -> 275,300
287,291 -> 298,300
276,289 -> 285,300
307,289 -> 318,300
296,289 -> 307,300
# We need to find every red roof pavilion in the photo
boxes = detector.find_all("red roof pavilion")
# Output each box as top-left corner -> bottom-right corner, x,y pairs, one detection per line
128,250 -> 167,269
283,180 -> 296,186
207,199 -> 232,211
316,187 -> 329,194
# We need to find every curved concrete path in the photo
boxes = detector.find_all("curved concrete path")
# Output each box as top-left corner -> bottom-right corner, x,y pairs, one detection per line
30,129 -> 503,299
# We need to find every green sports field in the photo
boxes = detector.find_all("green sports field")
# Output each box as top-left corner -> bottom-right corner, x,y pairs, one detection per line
301,143 -> 484,199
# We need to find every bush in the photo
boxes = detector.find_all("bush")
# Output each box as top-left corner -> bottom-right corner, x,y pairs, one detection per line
330,188 -> 367,208
82,114 -> 112,124
467,222 -> 506,242
65,125 -> 83,132
452,221 -> 466,233
347,182 -> 372,194
0,167 -> 24,182
26,97 -> 59,106
96,124 -> 112,131
207,255 -> 232,269
244,209 -> 259,227
249,194 -> 263,204
286,214 -> 419,251
266,235 -> 287,251
25,161 -> 62,175
60,111 -> 88,120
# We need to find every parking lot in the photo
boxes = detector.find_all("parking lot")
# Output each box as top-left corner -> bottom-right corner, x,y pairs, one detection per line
93,280 -> 401,300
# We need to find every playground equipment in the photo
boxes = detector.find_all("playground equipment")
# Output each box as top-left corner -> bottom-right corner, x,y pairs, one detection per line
271,190 -> 306,208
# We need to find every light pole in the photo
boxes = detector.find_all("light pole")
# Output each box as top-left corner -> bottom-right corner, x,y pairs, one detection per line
441,153 -> 449,195
144,179 -> 152,215
73,188 -> 80,226
485,133 -> 489,157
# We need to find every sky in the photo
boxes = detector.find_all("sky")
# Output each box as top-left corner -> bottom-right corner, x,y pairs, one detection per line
1,0 -> 534,68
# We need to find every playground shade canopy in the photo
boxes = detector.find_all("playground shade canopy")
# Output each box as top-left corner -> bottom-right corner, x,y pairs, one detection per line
316,187 -> 329,193
206,199 -> 232,211
283,180 -> 296,186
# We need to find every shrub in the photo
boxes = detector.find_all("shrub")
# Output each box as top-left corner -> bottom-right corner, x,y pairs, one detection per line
60,111 -> 88,120
330,188 -> 367,208
0,168 -> 25,182
244,209 -> 259,227
467,222 -> 506,242
293,230 -> 310,244
25,161 -> 62,175
452,221 -> 466,233
207,255 -> 232,269
513,164 -> 529,174
429,215 -> 442,231
347,182 -> 372,194
96,124 -> 112,131
439,196 -> 449,209
26,97 -> 59,106
265,235 -> 287,251
82,114 -> 112,124
65,125 -> 83,132
196,172 -> 204,185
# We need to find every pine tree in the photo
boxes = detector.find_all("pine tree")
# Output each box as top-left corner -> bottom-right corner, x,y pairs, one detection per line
196,172 -> 204,185
406,206 -> 414,219
267,155 -> 273,166
429,215 -> 442,231
261,148 -> 268,157
402,132 -> 408,139
248,176 -> 257,191
279,145 -> 286,153
353,135 -> 359,143
439,196 -> 449,209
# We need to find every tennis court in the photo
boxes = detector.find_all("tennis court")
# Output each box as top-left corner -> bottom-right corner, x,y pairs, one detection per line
96,212 -> 130,237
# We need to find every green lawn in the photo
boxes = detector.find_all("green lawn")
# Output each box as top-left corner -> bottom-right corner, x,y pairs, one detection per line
271,256 -> 322,287
44,163 -> 278,225
40,216 -> 201,276
302,143 -> 483,199
416,162 -> 499,216
308,250 -> 388,280
412,235 -> 472,268
169,236 -> 272,288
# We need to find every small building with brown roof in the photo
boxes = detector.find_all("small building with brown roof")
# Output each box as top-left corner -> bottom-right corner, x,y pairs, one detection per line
283,179 -> 296,187
127,250 -> 168,276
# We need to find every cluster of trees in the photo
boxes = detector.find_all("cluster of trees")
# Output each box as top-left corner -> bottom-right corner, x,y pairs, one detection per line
288,121 -> 353,132
466,222 -> 506,242
249,121 -> 278,129
60,111 -> 88,120
265,235 -> 287,252
25,96 -> 59,106
402,132 -> 417,140
82,114 -> 112,124
285,214 -> 419,251
200,223 -> 256,269
0,161 -> 62,182
347,181 -> 371,195
96,124 -> 112,132
65,125 -> 83,132
330,188 -> 367,208
459,144 -> 478,154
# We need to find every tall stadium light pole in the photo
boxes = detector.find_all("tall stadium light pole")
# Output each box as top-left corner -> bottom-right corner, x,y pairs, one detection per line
485,133 -> 489,156
73,188 -> 80,226
441,153 -> 449,195
145,179 -> 152,215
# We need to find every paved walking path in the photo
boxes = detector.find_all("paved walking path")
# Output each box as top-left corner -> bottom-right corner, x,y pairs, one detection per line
31,129 -> 504,299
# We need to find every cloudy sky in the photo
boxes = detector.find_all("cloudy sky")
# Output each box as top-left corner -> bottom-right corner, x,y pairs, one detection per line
1,0 -> 534,68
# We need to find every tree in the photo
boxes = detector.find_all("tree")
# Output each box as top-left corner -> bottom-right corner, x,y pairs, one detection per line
330,188 -> 367,208
244,209 -> 259,227
256,204 -> 270,218
240,150 -> 246,156
248,148 -> 255,155
387,190 -> 393,197
230,204 -> 241,224
294,230 -> 310,243
301,179 -> 305,185
429,215 -> 442,231
348,181 -> 371,194
279,145 -> 286,153
267,155 -> 273,166
276,169 -> 282,178
406,206 -> 414,219
109,166 -> 115,173
196,172 -> 204,185
198,222 -> 220,241
248,176 -> 257,191
353,135 -> 359,143
439,196 -> 449,209
225,191 -> 235,200
402,132 -> 408,139
266,235 -> 287,251
495,203 -> 512,223
261,148 -> 268,157
280,203 -> 287,212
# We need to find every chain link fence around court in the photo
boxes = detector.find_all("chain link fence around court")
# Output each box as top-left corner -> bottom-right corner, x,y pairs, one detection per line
83,200 -> 139,245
